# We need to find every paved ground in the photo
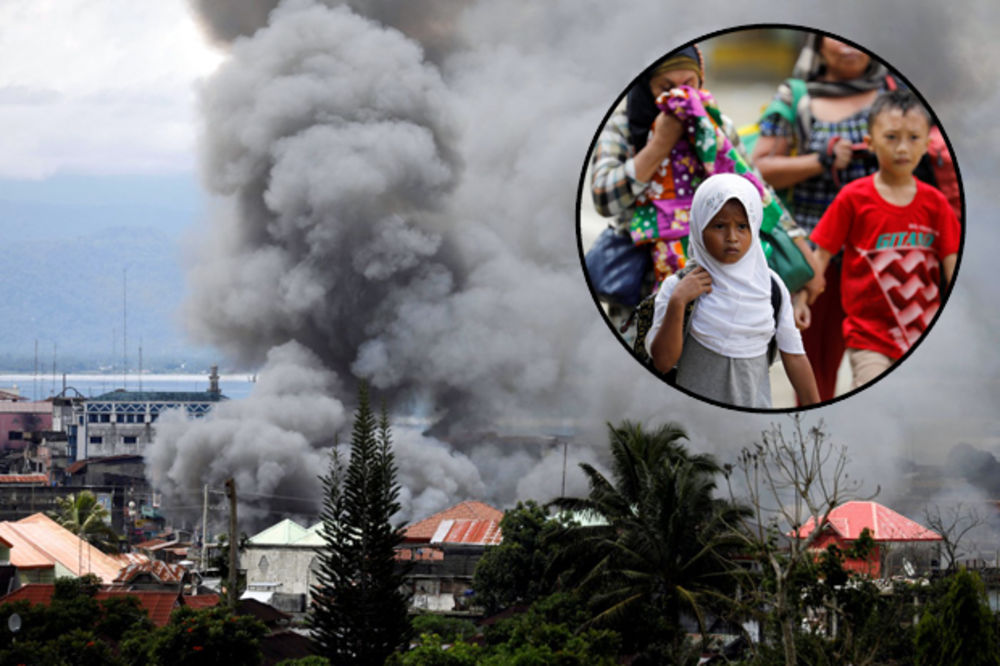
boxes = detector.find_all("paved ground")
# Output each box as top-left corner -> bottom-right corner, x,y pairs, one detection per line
577,81 -> 852,409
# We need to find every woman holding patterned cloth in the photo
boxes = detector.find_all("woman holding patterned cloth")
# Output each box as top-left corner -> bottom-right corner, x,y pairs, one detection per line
751,34 -> 895,400
590,45 -> 816,337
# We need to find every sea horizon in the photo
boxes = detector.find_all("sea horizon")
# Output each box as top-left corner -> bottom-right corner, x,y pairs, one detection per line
0,371 -> 257,402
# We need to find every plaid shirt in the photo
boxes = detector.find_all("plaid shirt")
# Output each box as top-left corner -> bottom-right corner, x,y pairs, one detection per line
760,107 -> 877,233
590,107 -> 805,238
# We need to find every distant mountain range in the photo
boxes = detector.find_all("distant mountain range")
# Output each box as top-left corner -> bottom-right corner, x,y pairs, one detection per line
0,173 -> 220,371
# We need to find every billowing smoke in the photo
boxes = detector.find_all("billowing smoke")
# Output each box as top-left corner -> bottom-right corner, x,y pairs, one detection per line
147,0 -> 1000,530
148,341 -> 343,524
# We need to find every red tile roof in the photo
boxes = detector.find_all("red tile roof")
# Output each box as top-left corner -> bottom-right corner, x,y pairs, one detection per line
134,538 -> 168,550
794,501 -> 943,542
403,501 -> 503,542
0,584 -> 216,627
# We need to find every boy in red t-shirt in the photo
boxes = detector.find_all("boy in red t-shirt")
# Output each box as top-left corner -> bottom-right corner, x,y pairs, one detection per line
809,90 -> 961,389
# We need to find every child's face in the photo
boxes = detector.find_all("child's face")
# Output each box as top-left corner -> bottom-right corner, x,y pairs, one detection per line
866,108 -> 930,180
702,199 -> 752,265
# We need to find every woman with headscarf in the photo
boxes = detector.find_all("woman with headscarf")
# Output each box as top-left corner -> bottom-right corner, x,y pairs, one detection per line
589,44 -> 815,335
644,173 -> 819,408
751,33 -> 896,401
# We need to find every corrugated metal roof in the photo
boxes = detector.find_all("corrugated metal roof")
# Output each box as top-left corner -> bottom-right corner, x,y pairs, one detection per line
0,513 -> 124,582
248,518 -> 308,546
135,538 -> 167,550
116,552 -> 149,566
0,474 -> 48,484
404,501 -> 503,541
292,522 -> 325,547
794,501 -> 942,542
430,519 -> 503,546
114,559 -> 187,584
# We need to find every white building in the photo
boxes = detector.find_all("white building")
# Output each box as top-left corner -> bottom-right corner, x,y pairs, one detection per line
241,518 -> 324,613
70,368 -> 225,460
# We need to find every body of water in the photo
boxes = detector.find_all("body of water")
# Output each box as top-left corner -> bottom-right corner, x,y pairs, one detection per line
0,373 -> 256,402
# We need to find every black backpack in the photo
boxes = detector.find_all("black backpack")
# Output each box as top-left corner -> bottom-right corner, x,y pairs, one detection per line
623,262 -> 782,384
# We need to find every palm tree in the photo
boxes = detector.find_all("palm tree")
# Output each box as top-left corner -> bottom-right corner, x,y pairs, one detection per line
550,421 -> 749,656
51,490 -> 120,553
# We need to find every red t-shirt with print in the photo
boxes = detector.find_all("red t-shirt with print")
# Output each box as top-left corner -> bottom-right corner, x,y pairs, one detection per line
811,175 -> 961,360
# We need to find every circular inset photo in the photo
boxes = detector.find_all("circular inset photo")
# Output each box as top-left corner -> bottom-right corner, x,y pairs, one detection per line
577,26 -> 964,412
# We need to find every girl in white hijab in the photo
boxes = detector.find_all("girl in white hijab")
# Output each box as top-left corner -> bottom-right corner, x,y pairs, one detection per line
646,173 -> 819,408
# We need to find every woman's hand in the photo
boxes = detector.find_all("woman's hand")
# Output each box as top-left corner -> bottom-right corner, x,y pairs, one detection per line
634,112 -> 684,182
670,266 -> 713,306
830,137 -> 853,170
648,111 -> 684,154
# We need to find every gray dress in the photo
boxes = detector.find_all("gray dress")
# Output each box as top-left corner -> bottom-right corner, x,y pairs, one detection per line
674,333 -> 771,408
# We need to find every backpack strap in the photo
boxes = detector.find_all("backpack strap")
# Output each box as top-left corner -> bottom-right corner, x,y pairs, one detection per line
626,266 -> 783,378
767,276 -> 782,366
760,78 -> 807,126
625,262 -> 700,381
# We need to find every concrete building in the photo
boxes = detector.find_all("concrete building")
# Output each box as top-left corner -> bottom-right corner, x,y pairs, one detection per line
241,519 -> 324,613
0,400 -> 53,452
399,501 -> 503,613
71,367 -> 226,460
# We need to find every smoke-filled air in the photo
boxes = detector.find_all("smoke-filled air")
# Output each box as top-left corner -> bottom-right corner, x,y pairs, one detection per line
145,0 -> 1000,529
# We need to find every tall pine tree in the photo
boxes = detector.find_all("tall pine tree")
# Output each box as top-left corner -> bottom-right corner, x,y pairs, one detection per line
309,382 -> 411,664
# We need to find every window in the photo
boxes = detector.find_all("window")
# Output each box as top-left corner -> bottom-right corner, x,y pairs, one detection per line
116,414 -> 125,423
123,436 -> 137,445
7,431 -> 22,441
89,436 -> 102,444
88,414 -> 98,423
99,414 -> 111,423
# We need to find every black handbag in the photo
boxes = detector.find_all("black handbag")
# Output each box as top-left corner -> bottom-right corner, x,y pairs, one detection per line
584,227 -> 651,307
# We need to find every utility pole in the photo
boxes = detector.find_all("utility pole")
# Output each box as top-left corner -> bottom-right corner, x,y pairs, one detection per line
561,439 -> 568,497
225,478 -> 238,610
201,484 -> 209,571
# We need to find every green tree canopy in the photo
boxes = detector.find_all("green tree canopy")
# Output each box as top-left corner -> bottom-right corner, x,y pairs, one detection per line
915,568 -> 1000,666
308,383 -> 410,664
50,491 -> 119,553
549,420 -> 749,658
472,500 -> 563,615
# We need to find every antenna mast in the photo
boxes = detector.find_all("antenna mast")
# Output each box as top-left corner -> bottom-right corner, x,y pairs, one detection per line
123,267 -> 128,390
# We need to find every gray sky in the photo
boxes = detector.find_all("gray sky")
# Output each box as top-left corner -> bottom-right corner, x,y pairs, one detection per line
0,1 -> 221,178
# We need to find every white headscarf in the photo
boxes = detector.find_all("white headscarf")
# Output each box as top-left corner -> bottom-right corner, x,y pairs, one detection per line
687,173 -> 776,358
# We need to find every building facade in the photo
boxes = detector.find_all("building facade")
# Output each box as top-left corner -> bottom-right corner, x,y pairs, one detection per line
70,368 -> 225,460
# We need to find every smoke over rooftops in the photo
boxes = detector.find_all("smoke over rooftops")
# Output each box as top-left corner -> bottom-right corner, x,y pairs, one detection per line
152,1 -> 1000,528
